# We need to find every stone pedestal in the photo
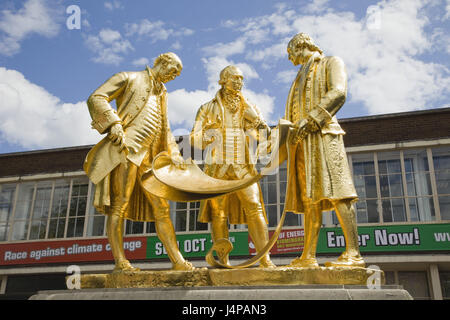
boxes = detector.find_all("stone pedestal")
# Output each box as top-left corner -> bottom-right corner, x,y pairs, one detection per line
76,266 -> 385,288
30,285 -> 412,300
29,266 -> 412,300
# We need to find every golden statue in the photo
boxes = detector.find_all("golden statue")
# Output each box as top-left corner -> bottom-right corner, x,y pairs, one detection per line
284,33 -> 365,268
190,65 -> 275,268
83,52 -> 195,272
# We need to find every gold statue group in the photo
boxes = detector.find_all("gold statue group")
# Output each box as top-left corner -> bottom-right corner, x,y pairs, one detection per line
84,33 -> 365,273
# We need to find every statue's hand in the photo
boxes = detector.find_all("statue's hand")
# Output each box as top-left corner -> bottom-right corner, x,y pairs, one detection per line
290,118 -> 320,144
108,123 -> 126,151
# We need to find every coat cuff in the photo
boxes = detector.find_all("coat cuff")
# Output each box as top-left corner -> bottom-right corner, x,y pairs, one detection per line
308,106 -> 332,128
91,109 -> 121,134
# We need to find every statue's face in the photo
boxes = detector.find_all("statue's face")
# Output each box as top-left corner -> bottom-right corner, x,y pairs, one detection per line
157,60 -> 182,83
223,70 -> 244,93
288,44 -> 313,66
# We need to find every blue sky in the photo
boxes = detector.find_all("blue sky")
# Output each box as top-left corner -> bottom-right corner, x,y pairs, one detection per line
0,0 -> 449,154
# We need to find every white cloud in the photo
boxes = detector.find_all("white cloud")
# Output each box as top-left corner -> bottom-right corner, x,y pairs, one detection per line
203,38 -> 246,57
84,28 -> 134,65
0,0 -> 60,56
275,69 -> 298,84
167,89 -> 213,128
132,57 -> 149,66
171,41 -> 182,50
445,0 -> 450,19
0,67 -> 99,149
305,0 -> 331,14
167,86 -> 275,130
124,19 -> 194,42
104,1 -> 122,11
222,0 -> 449,116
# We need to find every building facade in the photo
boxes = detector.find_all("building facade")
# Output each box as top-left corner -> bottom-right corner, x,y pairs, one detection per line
0,108 -> 449,299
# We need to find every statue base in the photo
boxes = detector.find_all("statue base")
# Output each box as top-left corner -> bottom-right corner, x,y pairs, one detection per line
75,266 -> 383,288
30,285 -> 412,300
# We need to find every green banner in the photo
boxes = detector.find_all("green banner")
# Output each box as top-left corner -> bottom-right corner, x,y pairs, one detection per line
317,223 -> 450,253
145,223 -> 449,259
146,231 -> 250,259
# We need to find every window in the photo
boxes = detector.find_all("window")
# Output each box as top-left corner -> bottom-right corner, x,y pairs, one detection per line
260,173 -> 278,227
0,184 -> 16,241
172,201 -> 187,232
352,153 -> 379,223
2,177 -> 90,241
432,146 -> 450,220
29,181 -> 52,240
404,149 -> 435,221
440,272 -> 450,300
397,271 -> 431,300
378,151 -> 407,222
189,201 -> 207,231
11,183 -> 34,241
125,220 -> 144,235
48,180 -> 70,238
66,179 -> 88,238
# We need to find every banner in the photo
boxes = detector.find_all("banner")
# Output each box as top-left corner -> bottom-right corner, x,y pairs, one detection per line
248,229 -> 304,255
317,223 -> 450,253
0,223 -> 448,266
0,237 -> 146,266
146,231 -> 249,259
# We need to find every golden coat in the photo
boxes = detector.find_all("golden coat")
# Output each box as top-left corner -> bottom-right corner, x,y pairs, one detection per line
284,55 -> 357,214
190,92 -> 268,224
84,67 -> 181,221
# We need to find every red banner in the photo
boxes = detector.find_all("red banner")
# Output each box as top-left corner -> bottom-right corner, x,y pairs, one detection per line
248,228 -> 304,255
0,237 -> 147,266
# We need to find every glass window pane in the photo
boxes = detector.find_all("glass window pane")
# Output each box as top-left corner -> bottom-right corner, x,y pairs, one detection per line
175,211 -> 187,232
432,147 -> 450,195
66,218 -> 75,238
266,204 -> 277,227
379,175 -> 390,197
435,171 -> 450,195
284,211 -> 301,226
382,200 -> 392,223
439,196 -> 450,220
404,149 -> 429,172
409,197 -> 435,222
279,181 -> 286,203
47,219 -> 57,238
11,220 -> 29,241
14,183 -> 35,220
0,222 -> 7,241
440,272 -> 450,299
75,217 -> 85,237
126,220 -> 144,235
176,202 -> 187,210
0,184 -> 16,223
266,183 -> 277,204
189,210 -> 207,231
52,181 -> 70,218
367,200 -> 379,223
279,167 -> 287,182
392,198 -> 406,222
398,271 -> 430,300
87,215 -> 105,236
356,201 -> 367,223
433,147 -> 450,170
146,222 -> 156,234
389,174 -> 403,197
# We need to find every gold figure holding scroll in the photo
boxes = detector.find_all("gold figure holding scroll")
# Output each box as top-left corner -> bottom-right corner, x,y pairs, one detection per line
190,66 -> 275,268
84,52 -> 195,272
285,33 -> 365,268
